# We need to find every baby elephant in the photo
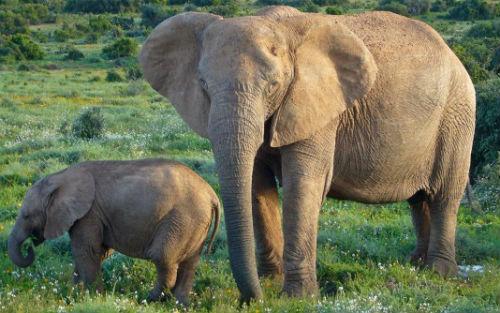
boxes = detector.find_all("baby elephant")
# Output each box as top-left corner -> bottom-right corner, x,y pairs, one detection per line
8,159 -> 220,305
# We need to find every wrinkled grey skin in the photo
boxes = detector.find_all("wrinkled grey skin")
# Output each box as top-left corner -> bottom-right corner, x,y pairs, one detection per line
8,159 -> 220,305
139,7 -> 475,302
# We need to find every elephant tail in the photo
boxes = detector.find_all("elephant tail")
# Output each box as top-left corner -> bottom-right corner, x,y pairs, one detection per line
206,197 -> 221,255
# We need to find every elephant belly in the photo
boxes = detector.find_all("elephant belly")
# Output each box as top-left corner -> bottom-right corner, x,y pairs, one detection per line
328,104 -> 441,204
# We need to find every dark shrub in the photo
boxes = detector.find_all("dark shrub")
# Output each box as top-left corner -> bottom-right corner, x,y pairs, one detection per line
431,0 -> 447,12
297,0 -> 320,12
325,6 -> 343,14
17,63 -> 31,71
473,154 -> 500,213
10,34 -> 44,60
193,0 -> 218,6
377,1 -> 409,16
88,15 -> 113,34
466,20 -> 500,38
0,11 -> 30,35
85,32 -> 100,44
183,3 -> 199,11
140,4 -> 179,28
106,69 -> 124,82
404,0 -> 431,15
72,107 -> 105,140
52,29 -> 71,42
14,3 -> 50,25
448,0 -> 496,20
112,16 -> 135,30
209,3 -> 240,16
64,47 -> 84,60
102,37 -> 138,59
126,62 -> 143,80
471,79 -> 500,177
490,46 -> 500,74
312,0 -> 350,5
65,0 -> 138,14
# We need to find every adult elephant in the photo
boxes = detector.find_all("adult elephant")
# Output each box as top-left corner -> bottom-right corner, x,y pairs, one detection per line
139,6 -> 475,302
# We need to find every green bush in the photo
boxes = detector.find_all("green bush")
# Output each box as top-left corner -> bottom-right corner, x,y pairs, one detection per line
209,3 -> 240,16
378,0 -> 430,15
9,34 -> 44,60
466,20 -> 500,38
13,3 -> 51,25
140,4 -> 179,28
65,0 -> 138,14
313,0 -> 350,5
404,0 -> 431,15
85,32 -> 100,44
451,43 -> 490,83
64,47 -> 84,60
72,107 -> 105,140
106,69 -> 124,82
448,0 -> 497,20
490,46 -> 500,74
102,37 -> 138,59
112,15 -> 135,30
431,0 -> 448,12
52,28 -> 71,42
88,15 -> 113,34
377,1 -> 409,16
126,62 -> 143,80
193,0 -> 219,6
325,6 -> 343,14
473,154 -> 500,213
17,63 -> 32,71
472,78 -> 500,176
0,11 -> 29,35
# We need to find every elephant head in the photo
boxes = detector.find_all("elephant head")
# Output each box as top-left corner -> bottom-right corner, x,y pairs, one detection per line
139,7 -> 377,300
8,167 -> 95,267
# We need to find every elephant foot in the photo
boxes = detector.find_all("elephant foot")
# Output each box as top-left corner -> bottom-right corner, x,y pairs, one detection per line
409,248 -> 427,267
426,256 -> 458,277
174,294 -> 189,307
283,277 -> 318,297
146,288 -> 167,303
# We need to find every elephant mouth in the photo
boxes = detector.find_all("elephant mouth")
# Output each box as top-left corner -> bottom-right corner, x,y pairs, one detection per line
31,230 -> 44,246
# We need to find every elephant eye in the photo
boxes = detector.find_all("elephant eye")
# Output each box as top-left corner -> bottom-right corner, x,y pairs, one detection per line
267,80 -> 279,93
199,78 -> 208,90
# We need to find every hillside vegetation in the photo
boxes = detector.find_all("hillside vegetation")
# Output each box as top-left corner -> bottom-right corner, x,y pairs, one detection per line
0,0 -> 499,312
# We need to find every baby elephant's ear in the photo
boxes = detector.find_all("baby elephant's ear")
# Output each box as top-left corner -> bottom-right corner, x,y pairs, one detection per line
42,167 -> 95,239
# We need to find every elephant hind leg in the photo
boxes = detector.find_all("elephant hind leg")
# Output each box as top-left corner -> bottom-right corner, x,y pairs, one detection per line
172,249 -> 202,306
148,259 -> 178,302
408,191 -> 431,266
425,189 -> 465,277
252,157 -> 284,278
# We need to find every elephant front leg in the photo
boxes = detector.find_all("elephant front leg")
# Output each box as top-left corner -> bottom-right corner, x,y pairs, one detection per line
280,131 -> 335,297
252,157 -> 283,278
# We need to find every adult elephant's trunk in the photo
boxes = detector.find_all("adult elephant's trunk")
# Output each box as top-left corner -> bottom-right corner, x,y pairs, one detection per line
8,223 -> 35,268
209,94 -> 265,302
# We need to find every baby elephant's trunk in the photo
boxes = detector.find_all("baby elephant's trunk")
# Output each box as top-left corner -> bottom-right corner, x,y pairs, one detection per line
205,198 -> 221,255
8,226 -> 35,268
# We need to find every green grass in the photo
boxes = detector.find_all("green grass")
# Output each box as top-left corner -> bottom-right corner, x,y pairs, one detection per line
1,8 -> 500,313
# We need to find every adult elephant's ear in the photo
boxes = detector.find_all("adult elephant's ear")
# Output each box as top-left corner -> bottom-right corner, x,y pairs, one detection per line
42,167 -> 95,239
270,16 -> 377,147
140,13 -> 222,138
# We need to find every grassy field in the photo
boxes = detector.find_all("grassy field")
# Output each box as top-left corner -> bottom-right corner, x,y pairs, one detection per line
1,5 -> 500,313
